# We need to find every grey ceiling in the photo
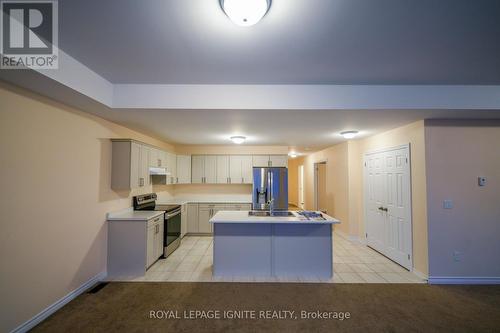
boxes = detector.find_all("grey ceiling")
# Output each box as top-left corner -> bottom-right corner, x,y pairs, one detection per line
59,0 -> 500,84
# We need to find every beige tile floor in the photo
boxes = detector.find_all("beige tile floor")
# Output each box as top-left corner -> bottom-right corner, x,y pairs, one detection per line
133,232 -> 427,283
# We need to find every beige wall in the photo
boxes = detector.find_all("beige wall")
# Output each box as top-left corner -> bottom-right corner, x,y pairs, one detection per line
425,120 -> 500,278
298,143 -> 351,235
287,157 -> 301,206
0,83 -> 177,332
349,121 -> 428,276
317,163 -> 327,211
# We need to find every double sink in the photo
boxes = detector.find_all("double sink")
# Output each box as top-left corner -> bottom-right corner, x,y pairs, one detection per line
248,211 -> 295,217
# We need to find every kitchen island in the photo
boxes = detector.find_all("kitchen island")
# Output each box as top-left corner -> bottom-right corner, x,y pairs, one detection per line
210,211 -> 340,280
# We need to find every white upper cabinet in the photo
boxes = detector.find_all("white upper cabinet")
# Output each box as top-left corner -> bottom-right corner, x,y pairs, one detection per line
111,140 -> 151,190
216,155 -> 230,184
191,155 -> 204,184
166,152 -> 177,184
241,155 -> 253,183
112,140 -> 288,190
191,155 -> 219,184
204,155 -> 217,184
176,155 -> 191,184
229,155 -> 253,184
270,155 -> 288,168
252,155 -> 270,167
253,155 -> 288,168
139,145 -> 150,186
149,148 -> 166,168
229,155 -> 243,184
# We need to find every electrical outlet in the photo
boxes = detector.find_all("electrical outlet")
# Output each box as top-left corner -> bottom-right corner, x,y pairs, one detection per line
453,251 -> 463,262
443,200 -> 453,209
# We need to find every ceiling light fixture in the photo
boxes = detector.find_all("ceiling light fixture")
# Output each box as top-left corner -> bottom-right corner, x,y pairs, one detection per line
230,135 -> 246,144
220,0 -> 271,27
289,153 -> 298,158
340,131 -> 359,139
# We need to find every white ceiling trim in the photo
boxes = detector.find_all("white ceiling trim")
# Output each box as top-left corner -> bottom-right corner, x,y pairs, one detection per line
113,84 -> 500,110
3,51 -> 500,111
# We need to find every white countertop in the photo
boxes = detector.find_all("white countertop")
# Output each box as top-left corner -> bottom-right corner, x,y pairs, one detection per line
107,208 -> 165,221
209,211 -> 340,224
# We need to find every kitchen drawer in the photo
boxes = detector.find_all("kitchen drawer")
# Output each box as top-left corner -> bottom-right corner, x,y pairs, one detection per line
147,215 -> 163,227
199,203 -> 226,210
225,203 -> 252,211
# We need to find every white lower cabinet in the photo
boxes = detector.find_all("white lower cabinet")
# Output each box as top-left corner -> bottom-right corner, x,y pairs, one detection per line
187,203 -> 251,234
187,203 -> 199,233
146,215 -> 163,268
107,213 -> 165,279
198,205 -> 212,233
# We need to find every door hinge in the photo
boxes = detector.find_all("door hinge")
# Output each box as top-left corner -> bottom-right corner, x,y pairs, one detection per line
408,254 -> 411,260
364,162 -> 367,167
365,233 -> 368,238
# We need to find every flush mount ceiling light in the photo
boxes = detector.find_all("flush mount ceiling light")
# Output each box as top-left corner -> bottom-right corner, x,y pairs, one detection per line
340,131 -> 359,139
220,0 -> 272,27
230,136 -> 246,144
289,153 -> 298,158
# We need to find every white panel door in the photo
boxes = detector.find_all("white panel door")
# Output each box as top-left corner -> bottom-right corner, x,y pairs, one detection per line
216,155 -> 230,184
191,155 -> 204,184
364,145 -> 412,270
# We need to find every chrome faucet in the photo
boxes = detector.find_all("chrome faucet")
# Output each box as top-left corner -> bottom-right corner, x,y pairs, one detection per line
268,198 -> 275,215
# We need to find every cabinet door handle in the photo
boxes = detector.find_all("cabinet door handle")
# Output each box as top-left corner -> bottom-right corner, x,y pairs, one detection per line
241,177 -> 244,183
176,177 -> 178,183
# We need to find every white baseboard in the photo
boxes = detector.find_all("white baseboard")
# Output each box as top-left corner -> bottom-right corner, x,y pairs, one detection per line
11,271 -> 107,333
428,276 -> 500,285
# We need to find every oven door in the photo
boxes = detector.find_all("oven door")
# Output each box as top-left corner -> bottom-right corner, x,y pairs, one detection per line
164,208 -> 181,251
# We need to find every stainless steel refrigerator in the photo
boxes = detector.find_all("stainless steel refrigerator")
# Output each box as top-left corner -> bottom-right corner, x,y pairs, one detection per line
252,167 -> 288,211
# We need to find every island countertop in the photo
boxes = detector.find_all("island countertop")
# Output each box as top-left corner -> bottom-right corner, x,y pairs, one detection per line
210,210 -> 340,224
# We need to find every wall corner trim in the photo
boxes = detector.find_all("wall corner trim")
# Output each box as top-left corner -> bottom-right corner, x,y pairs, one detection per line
428,277 -> 500,285
10,271 -> 107,333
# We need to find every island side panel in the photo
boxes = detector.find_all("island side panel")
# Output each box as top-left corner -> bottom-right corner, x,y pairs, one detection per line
213,223 -> 272,277
273,224 -> 333,278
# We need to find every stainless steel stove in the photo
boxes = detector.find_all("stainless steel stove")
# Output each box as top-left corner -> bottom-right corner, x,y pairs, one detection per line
133,193 -> 181,257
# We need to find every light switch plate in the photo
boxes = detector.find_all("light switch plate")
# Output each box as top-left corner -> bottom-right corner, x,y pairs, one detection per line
478,177 -> 486,186
443,200 -> 453,209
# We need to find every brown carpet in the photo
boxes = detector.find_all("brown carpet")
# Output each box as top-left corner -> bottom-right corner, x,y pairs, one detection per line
32,282 -> 500,333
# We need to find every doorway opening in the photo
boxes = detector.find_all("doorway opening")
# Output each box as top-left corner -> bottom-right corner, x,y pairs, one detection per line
298,165 -> 305,209
314,161 -> 327,213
